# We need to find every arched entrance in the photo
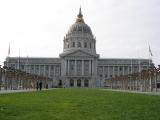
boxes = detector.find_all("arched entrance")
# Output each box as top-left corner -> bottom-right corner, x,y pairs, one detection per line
58,80 -> 62,87
84,79 -> 89,87
77,79 -> 81,87
70,79 -> 74,87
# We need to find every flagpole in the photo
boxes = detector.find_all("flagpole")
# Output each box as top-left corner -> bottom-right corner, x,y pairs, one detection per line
8,42 -> 10,57
148,45 -> 153,92
7,42 -> 10,67
129,59 -> 133,90
18,48 -> 20,70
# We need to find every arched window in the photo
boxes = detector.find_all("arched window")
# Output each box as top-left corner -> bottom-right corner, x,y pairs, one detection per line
70,79 -> 74,87
66,42 -> 69,48
78,27 -> 82,31
84,42 -> 87,48
72,42 -> 75,47
77,79 -> 81,87
90,43 -> 92,48
84,79 -> 89,87
58,80 -> 62,86
78,42 -> 81,48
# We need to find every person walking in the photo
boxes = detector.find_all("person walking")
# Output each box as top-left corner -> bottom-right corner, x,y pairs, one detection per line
39,82 -> 42,91
36,81 -> 39,91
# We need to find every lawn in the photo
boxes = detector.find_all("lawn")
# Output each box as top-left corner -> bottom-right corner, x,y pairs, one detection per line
0,89 -> 160,120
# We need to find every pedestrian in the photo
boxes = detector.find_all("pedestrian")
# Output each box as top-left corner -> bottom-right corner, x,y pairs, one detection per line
39,82 -> 42,91
46,84 -> 48,89
36,81 -> 39,91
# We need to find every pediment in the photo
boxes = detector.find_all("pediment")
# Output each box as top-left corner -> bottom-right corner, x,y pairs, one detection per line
60,50 -> 99,58
68,51 -> 92,57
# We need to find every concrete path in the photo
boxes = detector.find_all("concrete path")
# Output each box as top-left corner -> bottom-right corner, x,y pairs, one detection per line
102,89 -> 160,95
0,88 -> 54,94
0,89 -> 37,94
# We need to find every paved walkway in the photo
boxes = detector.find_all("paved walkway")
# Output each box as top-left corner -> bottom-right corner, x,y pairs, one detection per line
0,88 -> 54,94
102,89 -> 160,95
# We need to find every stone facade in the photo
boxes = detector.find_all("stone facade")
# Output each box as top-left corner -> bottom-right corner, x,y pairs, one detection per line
4,8 -> 151,87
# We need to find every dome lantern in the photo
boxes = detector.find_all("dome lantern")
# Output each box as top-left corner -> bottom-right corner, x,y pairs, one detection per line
76,7 -> 84,23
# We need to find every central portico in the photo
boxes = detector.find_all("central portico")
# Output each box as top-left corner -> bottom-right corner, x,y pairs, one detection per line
60,8 -> 99,87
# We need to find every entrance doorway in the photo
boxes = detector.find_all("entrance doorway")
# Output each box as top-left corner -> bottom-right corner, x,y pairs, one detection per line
58,80 -> 62,87
84,79 -> 89,87
157,83 -> 160,88
70,79 -> 74,87
77,79 -> 81,87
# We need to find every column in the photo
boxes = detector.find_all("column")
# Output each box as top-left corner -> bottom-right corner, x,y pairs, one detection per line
118,66 -> 120,76
48,65 -> 51,77
82,60 -> 84,76
113,66 -> 115,77
82,79 -> 84,87
155,73 -> 157,92
122,66 -> 125,75
28,65 -> 30,73
149,72 -> 152,92
102,66 -> 104,86
103,66 -> 104,78
107,65 -> 109,79
89,60 -> 91,76
39,65 -> 40,75
44,65 -> 46,76
91,60 -> 92,75
68,60 -> 70,76
65,59 -> 67,76
74,79 -> 77,87
75,60 -> 77,76
127,66 -> 130,75
92,59 -> 94,75
34,65 -> 36,74
54,65 -> 56,77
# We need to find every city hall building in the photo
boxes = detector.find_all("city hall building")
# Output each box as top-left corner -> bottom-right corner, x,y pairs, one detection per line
4,8 -> 150,87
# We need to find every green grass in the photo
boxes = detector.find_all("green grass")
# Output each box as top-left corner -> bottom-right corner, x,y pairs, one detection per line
0,89 -> 160,120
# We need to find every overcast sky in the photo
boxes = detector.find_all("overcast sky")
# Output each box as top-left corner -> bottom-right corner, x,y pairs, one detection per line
0,0 -> 160,66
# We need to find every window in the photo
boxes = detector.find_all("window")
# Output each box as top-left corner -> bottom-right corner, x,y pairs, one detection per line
78,42 -> 81,48
78,27 -> 82,31
72,42 -> 75,47
31,65 -> 34,70
119,67 -> 122,71
99,74 -> 103,77
105,74 -> 108,78
11,64 -> 15,68
36,65 -> 39,70
90,43 -> 92,48
45,65 -> 49,70
21,65 -> 24,70
125,66 -> 128,71
84,42 -> 87,48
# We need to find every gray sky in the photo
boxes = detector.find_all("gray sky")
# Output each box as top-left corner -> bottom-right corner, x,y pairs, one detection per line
0,0 -> 160,66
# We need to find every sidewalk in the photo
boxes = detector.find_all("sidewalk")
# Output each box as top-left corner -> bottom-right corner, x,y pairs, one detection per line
102,89 -> 160,96
0,89 -> 36,94
0,88 -> 54,94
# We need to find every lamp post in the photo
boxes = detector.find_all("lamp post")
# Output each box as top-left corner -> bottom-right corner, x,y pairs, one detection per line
0,65 -> 2,91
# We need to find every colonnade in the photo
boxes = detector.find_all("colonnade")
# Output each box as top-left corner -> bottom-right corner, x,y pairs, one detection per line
65,59 -> 94,76
106,66 -> 160,92
12,64 -> 61,78
0,66 -> 53,90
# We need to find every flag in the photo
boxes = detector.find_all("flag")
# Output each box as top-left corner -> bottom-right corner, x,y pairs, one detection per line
8,42 -> 10,56
149,45 -> 153,56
